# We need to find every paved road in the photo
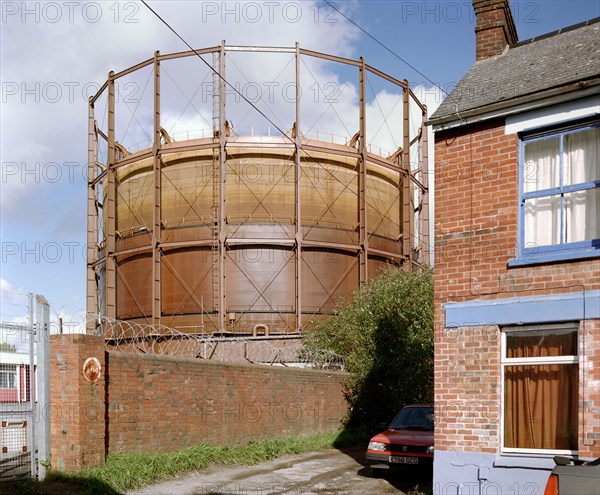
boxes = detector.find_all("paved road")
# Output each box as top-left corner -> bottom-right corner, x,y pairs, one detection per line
128,447 -> 432,495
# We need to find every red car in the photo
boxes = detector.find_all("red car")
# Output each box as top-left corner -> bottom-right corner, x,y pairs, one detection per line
543,456 -> 600,495
366,404 -> 434,472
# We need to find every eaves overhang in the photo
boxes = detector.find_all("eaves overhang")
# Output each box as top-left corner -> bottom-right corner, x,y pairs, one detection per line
427,77 -> 600,132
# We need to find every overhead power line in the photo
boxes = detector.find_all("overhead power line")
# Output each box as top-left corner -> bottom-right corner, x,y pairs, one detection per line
322,0 -> 450,97
140,0 -> 290,140
322,0 -> 466,125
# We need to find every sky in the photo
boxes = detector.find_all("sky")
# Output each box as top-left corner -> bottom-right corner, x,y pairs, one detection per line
1,0 -> 599,340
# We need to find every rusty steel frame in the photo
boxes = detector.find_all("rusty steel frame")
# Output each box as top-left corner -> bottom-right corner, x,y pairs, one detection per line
402,80 -> 413,266
86,43 -> 430,334
105,71 -> 116,320
295,42 -> 302,332
359,57 -> 368,285
218,41 -> 227,332
152,51 -> 162,326
86,100 -> 98,333
419,106 -> 430,266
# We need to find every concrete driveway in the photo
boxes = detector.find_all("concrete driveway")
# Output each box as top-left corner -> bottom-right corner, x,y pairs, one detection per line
127,447 -> 432,495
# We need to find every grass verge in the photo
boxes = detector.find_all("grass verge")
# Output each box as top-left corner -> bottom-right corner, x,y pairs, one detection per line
2,428 -> 368,495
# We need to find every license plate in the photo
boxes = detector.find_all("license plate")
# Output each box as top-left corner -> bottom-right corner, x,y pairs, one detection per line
389,456 -> 418,464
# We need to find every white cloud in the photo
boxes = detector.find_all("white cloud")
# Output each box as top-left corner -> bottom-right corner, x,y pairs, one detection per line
48,305 -> 86,335
1,1 -> 362,215
0,278 -> 28,318
0,278 -> 30,351
0,277 -> 85,354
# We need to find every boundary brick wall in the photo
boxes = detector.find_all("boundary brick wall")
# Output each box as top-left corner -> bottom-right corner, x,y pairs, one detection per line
50,334 -> 349,471
106,350 -> 348,454
50,334 -> 106,471
433,118 -> 600,458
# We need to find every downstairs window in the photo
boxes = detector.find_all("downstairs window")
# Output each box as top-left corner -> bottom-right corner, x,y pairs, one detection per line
502,324 -> 578,453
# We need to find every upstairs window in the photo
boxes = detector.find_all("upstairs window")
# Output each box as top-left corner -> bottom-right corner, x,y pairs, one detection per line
516,122 -> 599,264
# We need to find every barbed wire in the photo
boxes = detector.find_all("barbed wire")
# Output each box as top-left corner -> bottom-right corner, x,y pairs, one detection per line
93,316 -> 345,371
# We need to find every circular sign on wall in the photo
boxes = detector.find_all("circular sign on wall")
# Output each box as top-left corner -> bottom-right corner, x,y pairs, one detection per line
82,357 -> 102,383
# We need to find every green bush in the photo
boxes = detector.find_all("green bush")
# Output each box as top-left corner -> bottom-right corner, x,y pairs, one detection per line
305,266 -> 434,431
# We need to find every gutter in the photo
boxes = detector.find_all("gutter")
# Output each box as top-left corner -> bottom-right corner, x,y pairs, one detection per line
427,78 -> 600,131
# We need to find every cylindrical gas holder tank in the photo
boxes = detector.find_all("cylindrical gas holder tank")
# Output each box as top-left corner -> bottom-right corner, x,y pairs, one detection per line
87,43 -> 430,336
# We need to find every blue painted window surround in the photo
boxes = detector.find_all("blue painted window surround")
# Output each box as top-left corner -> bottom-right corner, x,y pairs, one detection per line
509,120 -> 599,266
444,290 -> 600,328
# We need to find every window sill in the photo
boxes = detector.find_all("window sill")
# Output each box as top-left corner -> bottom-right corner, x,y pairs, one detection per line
508,245 -> 600,267
494,454 -> 563,470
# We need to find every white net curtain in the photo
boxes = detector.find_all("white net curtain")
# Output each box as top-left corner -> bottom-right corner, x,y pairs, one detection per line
524,126 -> 599,248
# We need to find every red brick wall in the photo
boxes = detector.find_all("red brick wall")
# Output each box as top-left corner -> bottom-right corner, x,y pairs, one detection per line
434,119 -> 600,457
50,335 -> 348,470
473,0 -> 518,61
580,319 -> 600,458
50,334 -> 105,471
434,324 -> 500,453
434,120 -> 600,307
106,351 -> 348,454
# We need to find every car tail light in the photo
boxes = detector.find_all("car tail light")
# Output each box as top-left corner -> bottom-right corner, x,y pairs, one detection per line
543,473 -> 558,495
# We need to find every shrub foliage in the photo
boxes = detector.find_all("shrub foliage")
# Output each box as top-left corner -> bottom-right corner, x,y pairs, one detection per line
305,266 -> 434,430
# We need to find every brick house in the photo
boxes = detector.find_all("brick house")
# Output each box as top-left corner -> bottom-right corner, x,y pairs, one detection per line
428,1 -> 599,493
0,352 -> 36,403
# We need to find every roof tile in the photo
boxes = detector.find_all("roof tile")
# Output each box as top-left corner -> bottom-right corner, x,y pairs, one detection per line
430,18 -> 600,123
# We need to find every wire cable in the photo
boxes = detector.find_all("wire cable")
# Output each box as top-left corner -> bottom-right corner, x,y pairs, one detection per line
162,63 -> 214,133
141,0 -> 368,240
119,66 -> 153,144
322,0 -> 465,122
141,0 -> 290,140
322,0 -> 449,97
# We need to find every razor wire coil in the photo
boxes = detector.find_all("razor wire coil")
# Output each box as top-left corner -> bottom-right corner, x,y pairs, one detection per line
93,316 -> 344,371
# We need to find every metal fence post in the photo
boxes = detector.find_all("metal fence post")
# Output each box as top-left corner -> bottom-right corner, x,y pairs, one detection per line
35,296 -> 50,480
28,293 -> 35,478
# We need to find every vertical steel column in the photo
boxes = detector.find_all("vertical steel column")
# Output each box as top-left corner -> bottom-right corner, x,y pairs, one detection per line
358,58 -> 368,284
402,80 -> 413,267
86,100 -> 98,333
152,51 -> 162,325
106,72 -> 117,319
420,106 -> 430,266
211,51 -> 221,315
294,42 -> 302,332
218,41 -> 227,332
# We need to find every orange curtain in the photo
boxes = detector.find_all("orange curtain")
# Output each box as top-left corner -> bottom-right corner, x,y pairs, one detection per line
504,332 -> 578,450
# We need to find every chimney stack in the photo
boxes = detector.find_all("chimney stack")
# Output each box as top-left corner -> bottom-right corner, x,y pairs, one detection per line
473,0 -> 518,61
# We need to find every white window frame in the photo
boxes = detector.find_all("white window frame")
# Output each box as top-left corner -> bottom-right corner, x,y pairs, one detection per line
0,365 -> 17,389
500,323 -> 579,455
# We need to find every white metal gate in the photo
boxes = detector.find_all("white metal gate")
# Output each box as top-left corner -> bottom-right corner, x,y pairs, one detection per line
0,294 -> 50,480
